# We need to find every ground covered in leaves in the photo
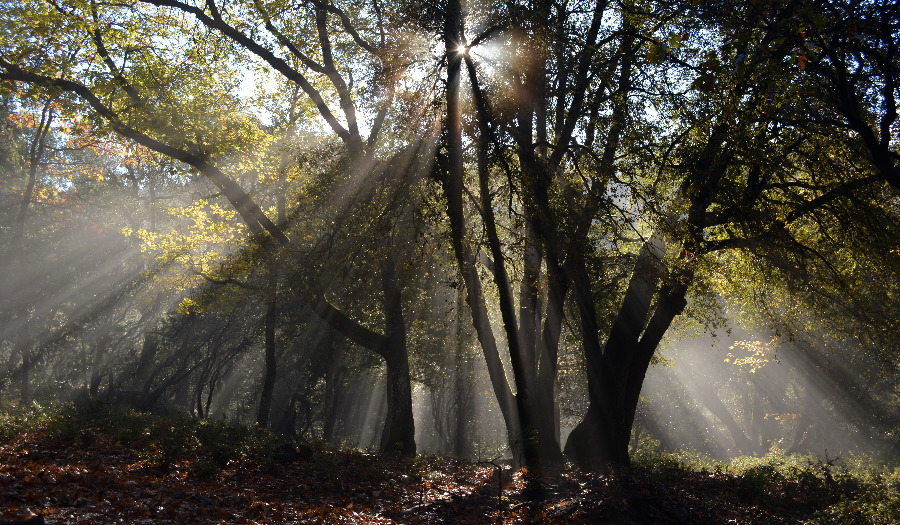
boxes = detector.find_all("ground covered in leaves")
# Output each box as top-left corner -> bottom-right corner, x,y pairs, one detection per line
2,401 -> 899,524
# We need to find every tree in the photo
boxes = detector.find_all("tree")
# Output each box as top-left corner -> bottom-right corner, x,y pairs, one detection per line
1,95 -> 56,401
0,0 -> 427,455
790,0 -> 899,189
439,0 -> 900,468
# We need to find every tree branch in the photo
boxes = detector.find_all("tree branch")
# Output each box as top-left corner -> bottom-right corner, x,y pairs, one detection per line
0,59 -> 288,244
141,0 -> 352,144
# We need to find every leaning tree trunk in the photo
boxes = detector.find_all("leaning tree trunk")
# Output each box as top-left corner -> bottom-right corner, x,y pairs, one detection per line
440,0 -> 521,458
697,384 -> 755,454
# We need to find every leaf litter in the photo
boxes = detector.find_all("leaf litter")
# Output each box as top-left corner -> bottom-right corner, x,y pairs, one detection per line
0,430 -> 866,524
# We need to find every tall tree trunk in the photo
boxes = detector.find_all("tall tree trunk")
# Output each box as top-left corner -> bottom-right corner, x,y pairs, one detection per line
323,342 -> 344,443
89,336 -> 111,397
134,332 -> 158,391
258,167 -> 288,429
538,257 -> 568,445
467,57 -> 560,471
4,101 -> 53,405
381,350 -> 415,455
441,0 -> 521,457
378,256 -> 415,456
451,287 -> 473,457
19,346 -> 32,404
195,379 -> 206,419
256,269 -> 278,428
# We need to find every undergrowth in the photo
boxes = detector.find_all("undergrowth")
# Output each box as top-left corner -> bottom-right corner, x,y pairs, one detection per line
0,397 -> 294,477
631,446 -> 900,524
4,399 -> 900,523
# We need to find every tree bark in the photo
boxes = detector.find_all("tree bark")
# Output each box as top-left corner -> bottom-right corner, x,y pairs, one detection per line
256,270 -> 278,428
564,236 -> 683,467
378,256 -> 415,456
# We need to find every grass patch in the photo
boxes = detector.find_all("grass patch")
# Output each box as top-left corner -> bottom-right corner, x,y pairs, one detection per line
0,399 -> 59,441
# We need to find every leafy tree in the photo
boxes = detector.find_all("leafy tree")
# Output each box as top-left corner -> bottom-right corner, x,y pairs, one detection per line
0,0 -> 432,455
437,0 -> 900,470
2,0 -> 898,473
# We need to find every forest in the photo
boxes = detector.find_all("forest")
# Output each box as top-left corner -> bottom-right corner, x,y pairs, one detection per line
1,0 -> 899,522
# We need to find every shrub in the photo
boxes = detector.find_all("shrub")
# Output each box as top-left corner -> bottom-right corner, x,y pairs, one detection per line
0,400 -> 56,441
806,483 -> 900,524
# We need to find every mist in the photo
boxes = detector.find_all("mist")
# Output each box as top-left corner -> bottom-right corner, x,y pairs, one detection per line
638,320 -> 899,461
2,0 -> 899,481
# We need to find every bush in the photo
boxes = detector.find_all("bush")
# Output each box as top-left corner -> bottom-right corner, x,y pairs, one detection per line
0,399 -> 57,441
630,446 -> 900,520
631,446 -> 719,476
806,483 -> 900,524
195,419 -> 245,466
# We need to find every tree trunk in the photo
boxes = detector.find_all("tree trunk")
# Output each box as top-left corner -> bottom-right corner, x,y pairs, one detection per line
378,256 -> 416,456
323,344 -> 344,443
3,100 -> 52,269
258,157 -> 289,429
3,102 -> 53,406
89,337 -> 111,397
256,270 -> 278,428
195,380 -> 205,419
451,287 -> 473,457
470,63 -> 561,471
441,0 -> 520,457
564,111 -> 718,469
788,388 -> 820,454
89,372 -> 103,397
564,236 -> 689,468
698,386 -> 755,454
381,350 -> 415,456
462,49 -> 566,472
19,347 -> 32,404
134,332 -> 158,390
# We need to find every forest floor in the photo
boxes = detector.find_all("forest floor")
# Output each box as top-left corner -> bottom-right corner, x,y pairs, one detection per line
1,403 -> 898,524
